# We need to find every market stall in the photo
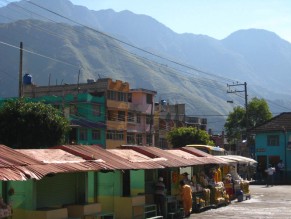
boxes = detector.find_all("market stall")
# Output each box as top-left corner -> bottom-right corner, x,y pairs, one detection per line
217,155 -> 257,201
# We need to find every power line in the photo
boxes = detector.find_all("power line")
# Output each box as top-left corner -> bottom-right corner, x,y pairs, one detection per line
1,0 -> 290,114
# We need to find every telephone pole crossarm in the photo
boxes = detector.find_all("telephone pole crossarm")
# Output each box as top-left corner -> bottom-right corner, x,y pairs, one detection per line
226,82 -> 249,155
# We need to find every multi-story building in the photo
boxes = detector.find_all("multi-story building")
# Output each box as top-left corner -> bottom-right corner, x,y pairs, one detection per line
23,75 -> 156,148
31,93 -> 106,147
127,88 -> 157,146
154,101 -> 207,148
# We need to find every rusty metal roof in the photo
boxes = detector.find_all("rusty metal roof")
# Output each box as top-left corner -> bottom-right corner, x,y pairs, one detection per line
120,145 -> 196,167
0,145 -> 45,181
0,144 -> 230,181
166,149 -> 207,165
16,149 -> 85,163
108,149 -> 164,169
55,145 -> 145,170
180,147 -> 228,164
0,145 -> 42,167
0,168 -> 27,181
15,148 -> 111,180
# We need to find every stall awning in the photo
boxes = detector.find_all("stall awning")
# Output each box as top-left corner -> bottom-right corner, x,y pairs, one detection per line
216,155 -> 257,165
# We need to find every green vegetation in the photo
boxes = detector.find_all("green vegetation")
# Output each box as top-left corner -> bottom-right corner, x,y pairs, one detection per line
167,127 -> 214,148
0,98 -> 70,149
224,97 -> 272,144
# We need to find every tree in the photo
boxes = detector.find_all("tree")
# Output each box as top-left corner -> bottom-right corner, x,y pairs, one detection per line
0,98 -> 70,149
166,127 -> 214,148
224,97 -> 272,144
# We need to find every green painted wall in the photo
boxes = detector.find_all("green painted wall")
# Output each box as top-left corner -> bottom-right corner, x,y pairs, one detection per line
29,93 -> 107,147
131,170 -> 145,196
87,172 -> 95,203
7,180 -> 35,210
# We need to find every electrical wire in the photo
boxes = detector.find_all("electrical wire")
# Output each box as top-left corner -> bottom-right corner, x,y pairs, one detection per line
0,0 -> 289,118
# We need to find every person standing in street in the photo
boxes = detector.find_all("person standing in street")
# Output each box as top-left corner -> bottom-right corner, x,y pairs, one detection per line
179,180 -> 192,218
154,176 -> 166,217
265,164 -> 276,187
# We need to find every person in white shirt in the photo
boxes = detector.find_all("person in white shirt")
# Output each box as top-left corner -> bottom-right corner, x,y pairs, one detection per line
265,164 -> 275,187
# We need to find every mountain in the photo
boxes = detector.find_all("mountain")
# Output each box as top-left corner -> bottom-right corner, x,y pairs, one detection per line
0,0 -> 291,134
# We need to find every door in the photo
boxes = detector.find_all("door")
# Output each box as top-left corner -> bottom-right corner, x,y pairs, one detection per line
256,155 -> 267,180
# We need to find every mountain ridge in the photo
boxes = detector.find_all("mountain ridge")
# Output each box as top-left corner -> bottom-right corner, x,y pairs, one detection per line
1,0 -> 291,133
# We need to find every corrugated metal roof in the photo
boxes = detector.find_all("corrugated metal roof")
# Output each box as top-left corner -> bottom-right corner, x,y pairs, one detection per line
0,145 -> 42,167
166,149 -> 207,165
15,148 -> 111,180
55,145 -> 143,170
0,168 -> 27,181
108,149 -> 164,169
180,147 -> 228,164
0,145 -> 45,181
16,161 -> 107,180
120,145 -> 195,167
16,149 -> 85,163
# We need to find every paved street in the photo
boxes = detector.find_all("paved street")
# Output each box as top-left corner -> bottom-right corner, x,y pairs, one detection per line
189,185 -> 291,219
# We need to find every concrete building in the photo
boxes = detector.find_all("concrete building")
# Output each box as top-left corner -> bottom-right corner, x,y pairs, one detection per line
23,76 -> 156,148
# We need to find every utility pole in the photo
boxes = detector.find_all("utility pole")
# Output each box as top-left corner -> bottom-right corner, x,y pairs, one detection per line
227,82 -> 249,155
18,42 -> 23,98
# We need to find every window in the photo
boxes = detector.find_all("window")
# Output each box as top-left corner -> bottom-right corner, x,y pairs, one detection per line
146,115 -> 152,124
116,131 -> 124,140
267,135 -> 279,146
106,130 -> 124,140
127,133 -> 135,144
107,90 -> 116,100
137,134 -> 143,145
92,104 -> 101,116
127,112 -> 135,122
146,94 -> 152,104
108,110 -> 116,121
117,92 -> 127,102
118,111 -> 125,121
136,114 -> 141,123
128,93 -> 132,102
92,129 -> 101,140
79,129 -> 88,141
146,134 -> 152,145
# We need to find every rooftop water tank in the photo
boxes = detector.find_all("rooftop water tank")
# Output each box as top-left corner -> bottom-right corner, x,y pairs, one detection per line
23,73 -> 32,85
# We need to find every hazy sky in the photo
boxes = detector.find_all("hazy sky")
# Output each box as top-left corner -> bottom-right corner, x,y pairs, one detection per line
70,0 -> 291,43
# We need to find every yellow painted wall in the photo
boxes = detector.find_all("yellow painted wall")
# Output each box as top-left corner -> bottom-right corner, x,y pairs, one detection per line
114,196 -> 145,219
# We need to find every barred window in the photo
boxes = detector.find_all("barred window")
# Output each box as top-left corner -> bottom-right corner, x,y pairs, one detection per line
127,133 -> 135,144
128,112 -> 135,122
92,129 -> 101,140
118,111 -> 125,121
79,129 -> 88,141
267,135 -> 279,146
146,115 -> 152,124
92,104 -> 101,116
107,90 -> 116,100
137,134 -> 142,145
117,92 -> 127,102
107,130 -> 124,140
146,134 -> 152,145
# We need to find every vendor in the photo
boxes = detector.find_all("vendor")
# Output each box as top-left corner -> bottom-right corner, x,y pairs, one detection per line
182,172 -> 191,185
